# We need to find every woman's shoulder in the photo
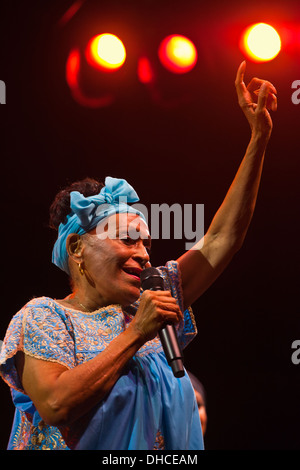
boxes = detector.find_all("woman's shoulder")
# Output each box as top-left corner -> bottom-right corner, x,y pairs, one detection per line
20,296 -> 71,314
9,296 -> 71,329
11,296 -> 75,350
23,296 -> 58,308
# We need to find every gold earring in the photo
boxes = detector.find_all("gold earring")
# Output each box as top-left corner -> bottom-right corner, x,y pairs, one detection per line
78,262 -> 84,275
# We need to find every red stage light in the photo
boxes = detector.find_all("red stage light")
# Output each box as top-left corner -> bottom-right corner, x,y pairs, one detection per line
85,33 -> 126,71
65,49 -> 114,108
240,23 -> 281,62
158,35 -> 197,73
137,57 -> 155,84
66,49 -> 81,88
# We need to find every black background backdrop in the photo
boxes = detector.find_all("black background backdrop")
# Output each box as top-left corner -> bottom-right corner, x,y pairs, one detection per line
0,0 -> 299,450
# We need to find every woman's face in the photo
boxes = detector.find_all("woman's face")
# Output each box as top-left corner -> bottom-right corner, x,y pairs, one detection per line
81,213 -> 151,307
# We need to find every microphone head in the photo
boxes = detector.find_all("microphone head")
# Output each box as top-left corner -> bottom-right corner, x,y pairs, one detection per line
140,267 -> 165,291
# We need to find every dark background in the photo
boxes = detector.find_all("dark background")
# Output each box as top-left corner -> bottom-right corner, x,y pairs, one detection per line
0,0 -> 299,450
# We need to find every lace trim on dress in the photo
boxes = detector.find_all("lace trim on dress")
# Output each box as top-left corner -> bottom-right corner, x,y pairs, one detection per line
9,412 -> 68,450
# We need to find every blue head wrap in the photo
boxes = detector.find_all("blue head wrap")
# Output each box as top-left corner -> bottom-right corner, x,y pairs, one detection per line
52,176 -> 147,275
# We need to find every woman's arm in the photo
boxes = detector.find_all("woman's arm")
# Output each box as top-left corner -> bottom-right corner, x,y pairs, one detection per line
16,326 -> 143,426
16,290 -> 182,427
177,62 -> 277,309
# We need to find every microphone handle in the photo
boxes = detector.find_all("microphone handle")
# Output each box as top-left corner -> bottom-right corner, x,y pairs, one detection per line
151,286 -> 185,378
159,325 -> 185,378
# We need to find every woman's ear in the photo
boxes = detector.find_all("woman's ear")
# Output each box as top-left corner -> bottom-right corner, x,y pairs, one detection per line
66,233 -> 84,261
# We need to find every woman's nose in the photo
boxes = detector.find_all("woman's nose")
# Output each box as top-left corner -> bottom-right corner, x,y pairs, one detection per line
132,240 -> 150,266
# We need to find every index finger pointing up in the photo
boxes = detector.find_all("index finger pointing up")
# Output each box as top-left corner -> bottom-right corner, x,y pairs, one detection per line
235,60 -> 247,89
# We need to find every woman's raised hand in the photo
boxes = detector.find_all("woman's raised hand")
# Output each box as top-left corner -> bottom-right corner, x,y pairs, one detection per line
235,61 -> 277,139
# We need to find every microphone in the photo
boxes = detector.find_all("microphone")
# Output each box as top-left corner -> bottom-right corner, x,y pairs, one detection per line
140,267 -> 185,378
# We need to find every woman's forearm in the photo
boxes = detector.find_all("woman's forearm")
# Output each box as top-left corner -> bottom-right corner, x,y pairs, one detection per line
206,132 -> 269,251
21,290 -> 181,427
176,63 -> 277,308
21,325 -> 145,427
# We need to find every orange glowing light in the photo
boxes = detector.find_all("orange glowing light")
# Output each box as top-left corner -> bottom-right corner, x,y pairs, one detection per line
86,33 -> 126,71
240,23 -> 281,62
158,35 -> 197,73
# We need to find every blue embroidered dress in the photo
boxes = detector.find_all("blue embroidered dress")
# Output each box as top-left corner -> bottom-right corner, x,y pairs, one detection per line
0,261 -> 203,450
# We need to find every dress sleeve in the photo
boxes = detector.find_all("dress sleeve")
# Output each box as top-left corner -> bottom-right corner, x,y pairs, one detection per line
158,260 -> 198,349
0,298 -> 76,392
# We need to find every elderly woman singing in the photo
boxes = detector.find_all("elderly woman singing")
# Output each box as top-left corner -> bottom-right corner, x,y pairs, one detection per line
0,63 -> 277,450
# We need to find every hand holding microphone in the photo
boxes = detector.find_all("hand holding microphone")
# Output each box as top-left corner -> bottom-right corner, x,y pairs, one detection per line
138,267 -> 185,378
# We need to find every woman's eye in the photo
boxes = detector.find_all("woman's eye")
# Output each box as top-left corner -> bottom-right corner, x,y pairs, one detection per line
120,237 -> 135,245
119,236 -> 151,253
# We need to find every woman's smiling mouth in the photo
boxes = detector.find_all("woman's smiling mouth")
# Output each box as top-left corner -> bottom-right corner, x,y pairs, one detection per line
122,266 -> 143,281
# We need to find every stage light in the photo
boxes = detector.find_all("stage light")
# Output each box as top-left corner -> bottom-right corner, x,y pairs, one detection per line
65,49 -> 114,108
240,23 -> 281,62
86,33 -> 126,71
158,35 -> 197,74
66,49 -> 81,88
137,57 -> 155,84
